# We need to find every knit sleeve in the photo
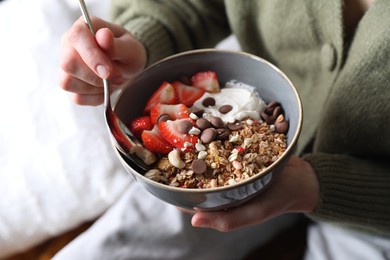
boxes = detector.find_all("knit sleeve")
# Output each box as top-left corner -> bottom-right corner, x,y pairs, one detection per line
109,0 -> 230,65
303,153 -> 390,236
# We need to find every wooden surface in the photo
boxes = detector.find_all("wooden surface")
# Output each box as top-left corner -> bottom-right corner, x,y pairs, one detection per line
5,221 -> 94,260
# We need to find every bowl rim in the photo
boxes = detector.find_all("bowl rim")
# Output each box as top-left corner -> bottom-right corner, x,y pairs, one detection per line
115,48 -> 303,194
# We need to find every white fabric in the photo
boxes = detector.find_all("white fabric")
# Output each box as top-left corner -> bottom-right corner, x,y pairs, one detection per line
53,180 -> 300,260
305,223 -> 390,260
0,0 -> 130,257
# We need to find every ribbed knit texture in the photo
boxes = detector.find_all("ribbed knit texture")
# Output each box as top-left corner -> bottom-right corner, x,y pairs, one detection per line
109,0 -> 390,236
304,154 -> 390,236
110,0 -> 230,65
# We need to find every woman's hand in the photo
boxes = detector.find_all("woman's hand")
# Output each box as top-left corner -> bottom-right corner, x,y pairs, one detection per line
191,155 -> 319,232
59,16 -> 147,106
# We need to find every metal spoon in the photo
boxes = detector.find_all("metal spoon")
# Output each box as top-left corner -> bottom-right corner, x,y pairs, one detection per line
78,0 -> 155,173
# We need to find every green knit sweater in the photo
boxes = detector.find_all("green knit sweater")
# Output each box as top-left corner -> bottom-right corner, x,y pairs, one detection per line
110,0 -> 390,236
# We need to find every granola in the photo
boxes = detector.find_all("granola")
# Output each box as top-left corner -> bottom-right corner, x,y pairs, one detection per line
130,71 -> 289,189
146,118 -> 287,189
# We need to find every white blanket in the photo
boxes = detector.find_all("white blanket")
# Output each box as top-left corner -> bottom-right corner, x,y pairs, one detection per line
0,0 -> 130,257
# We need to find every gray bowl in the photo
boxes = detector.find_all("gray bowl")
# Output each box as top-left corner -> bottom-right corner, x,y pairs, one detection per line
114,49 -> 302,211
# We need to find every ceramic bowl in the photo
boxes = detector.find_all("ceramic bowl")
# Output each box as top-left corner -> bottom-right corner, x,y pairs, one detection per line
113,49 -> 302,211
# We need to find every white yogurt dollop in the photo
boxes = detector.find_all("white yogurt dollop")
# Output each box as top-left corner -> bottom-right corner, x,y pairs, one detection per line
190,80 -> 266,123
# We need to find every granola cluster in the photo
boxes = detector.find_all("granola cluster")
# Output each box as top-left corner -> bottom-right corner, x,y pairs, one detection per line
145,118 -> 287,189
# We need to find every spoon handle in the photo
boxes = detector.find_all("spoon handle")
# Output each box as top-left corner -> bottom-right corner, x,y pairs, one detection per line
78,0 -> 95,34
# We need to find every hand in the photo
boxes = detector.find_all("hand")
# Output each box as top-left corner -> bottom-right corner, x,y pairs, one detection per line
59,16 -> 147,106
191,155 -> 319,232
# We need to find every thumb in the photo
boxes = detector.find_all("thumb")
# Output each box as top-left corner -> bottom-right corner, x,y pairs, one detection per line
95,27 -> 115,58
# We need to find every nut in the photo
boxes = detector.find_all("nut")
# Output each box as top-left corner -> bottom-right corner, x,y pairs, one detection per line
274,114 -> 289,134
130,146 -> 156,165
168,149 -> 185,169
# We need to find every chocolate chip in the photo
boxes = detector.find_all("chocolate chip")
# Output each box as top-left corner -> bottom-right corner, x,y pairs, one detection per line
218,105 -> 232,114
216,128 -> 230,140
200,128 -> 217,144
191,159 -> 207,174
192,109 -> 205,118
261,112 -> 274,125
272,106 -> 282,119
157,114 -> 171,124
202,97 -> 216,107
209,116 -> 224,128
196,117 -> 212,130
227,121 -> 242,131
265,101 -> 280,115
177,120 -> 193,134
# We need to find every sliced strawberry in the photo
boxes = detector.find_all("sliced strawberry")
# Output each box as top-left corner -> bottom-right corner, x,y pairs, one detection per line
150,103 -> 190,125
128,115 -> 153,140
141,125 -> 174,154
143,81 -> 178,113
159,119 -> 198,152
172,81 -> 205,107
191,71 -> 220,93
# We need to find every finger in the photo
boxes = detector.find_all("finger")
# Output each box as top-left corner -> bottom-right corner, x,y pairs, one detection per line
95,28 -> 146,77
191,201 -> 271,232
60,44 -> 123,87
66,17 -> 113,79
176,207 -> 196,215
69,92 -> 104,107
59,70 -> 104,95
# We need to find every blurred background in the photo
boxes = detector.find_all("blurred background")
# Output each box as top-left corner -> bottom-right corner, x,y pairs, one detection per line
0,0 -> 131,257
0,0 -> 240,258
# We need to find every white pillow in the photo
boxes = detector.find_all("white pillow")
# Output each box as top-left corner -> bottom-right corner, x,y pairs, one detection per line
0,0 -> 130,257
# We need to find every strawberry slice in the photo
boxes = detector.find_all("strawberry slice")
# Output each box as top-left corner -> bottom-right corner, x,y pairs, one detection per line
141,125 -> 174,154
144,81 -> 178,113
150,103 -> 190,125
172,81 -> 205,107
128,115 -> 153,140
191,71 -> 220,93
159,119 -> 198,152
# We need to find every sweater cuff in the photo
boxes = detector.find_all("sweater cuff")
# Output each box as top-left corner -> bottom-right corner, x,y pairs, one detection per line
303,153 -> 390,235
118,17 -> 176,66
